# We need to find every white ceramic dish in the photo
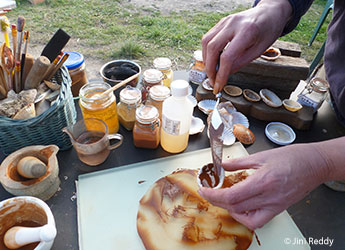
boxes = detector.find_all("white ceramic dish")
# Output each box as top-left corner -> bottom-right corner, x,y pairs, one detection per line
260,89 -> 282,108
265,122 -> 296,145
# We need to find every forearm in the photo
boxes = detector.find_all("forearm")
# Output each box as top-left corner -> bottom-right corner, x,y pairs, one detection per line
311,137 -> 345,181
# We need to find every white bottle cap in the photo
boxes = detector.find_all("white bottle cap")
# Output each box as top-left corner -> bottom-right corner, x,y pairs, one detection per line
171,80 -> 189,97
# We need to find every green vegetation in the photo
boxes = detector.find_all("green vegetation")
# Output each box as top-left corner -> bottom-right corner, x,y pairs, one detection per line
7,0 -> 330,69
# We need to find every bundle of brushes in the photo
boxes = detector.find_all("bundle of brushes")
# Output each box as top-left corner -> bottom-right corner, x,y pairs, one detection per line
0,15 -> 70,99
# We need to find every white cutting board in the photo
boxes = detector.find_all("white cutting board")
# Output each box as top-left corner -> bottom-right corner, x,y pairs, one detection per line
77,142 -> 310,250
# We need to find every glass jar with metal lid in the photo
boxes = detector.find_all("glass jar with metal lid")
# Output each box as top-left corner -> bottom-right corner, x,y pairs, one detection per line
79,81 -> 119,134
153,57 -> 173,88
146,85 -> 170,120
64,51 -> 88,97
297,77 -> 330,113
133,105 -> 160,149
189,50 -> 206,84
117,86 -> 142,131
141,69 -> 163,102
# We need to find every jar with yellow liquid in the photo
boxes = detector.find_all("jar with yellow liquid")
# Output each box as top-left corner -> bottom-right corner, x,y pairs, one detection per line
160,80 -> 194,153
146,85 -> 170,121
79,81 -> 119,134
153,57 -> 173,88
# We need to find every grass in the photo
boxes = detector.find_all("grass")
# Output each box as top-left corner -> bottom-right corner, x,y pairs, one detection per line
7,0 -> 330,70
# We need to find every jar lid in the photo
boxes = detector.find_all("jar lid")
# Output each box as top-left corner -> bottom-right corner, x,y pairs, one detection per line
193,50 -> 203,62
171,80 -> 189,97
136,105 -> 159,124
120,86 -> 142,104
143,69 -> 163,83
153,57 -> 172,70
149,85 -> 170,101
64,51 -> 84,70
309,77 -> 329,93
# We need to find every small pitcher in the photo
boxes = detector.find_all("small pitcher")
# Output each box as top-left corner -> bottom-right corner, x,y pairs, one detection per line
63,118 -> 123,166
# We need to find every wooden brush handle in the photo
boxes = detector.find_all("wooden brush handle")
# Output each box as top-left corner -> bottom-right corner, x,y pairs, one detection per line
24,56 -> 50,90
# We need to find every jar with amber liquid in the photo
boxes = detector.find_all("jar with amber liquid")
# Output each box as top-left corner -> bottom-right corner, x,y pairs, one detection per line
189,50 -> 206,84
133,105 -> 160,149
79,81 -> 119,134
117,86 -> 142,131
141,69 -> 163,102
153,57 -> 173,88
146,85 -> 170,121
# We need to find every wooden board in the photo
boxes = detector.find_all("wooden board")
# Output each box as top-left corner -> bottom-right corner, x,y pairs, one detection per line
77,143 -> 310,250
196,85 -> 314,130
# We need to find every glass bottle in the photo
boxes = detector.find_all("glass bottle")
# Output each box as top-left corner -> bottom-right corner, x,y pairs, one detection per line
133,105 -> 160,149
79,81 -> 119,134
141,69 -> 163,102
153,57 -> 173,88
297,77 -> 329,113
160,80 -> 194,153
189,50 -> 206,85
146,85 -> 170,120
117,86 -> 142,131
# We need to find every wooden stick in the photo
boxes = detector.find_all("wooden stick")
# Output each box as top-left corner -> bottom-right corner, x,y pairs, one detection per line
11,24 -> 16,61
16,16 -> 25,63
24,56 -> 50,89
100,72 -> 140,98
45,52 -> 69,80
43,54 -> 61,80
14,60 -> 20,93
20,30 -> 29,89
22,53 -> 34,85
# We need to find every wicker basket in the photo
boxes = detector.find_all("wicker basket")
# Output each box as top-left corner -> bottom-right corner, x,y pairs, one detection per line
0,66 -> 77,155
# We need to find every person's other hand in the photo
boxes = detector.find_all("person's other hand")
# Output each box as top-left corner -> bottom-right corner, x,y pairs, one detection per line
202,0 -> 292,94
198,144 -> 329,229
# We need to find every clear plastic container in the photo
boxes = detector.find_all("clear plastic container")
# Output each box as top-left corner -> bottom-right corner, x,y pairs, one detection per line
297,77 -> 329,113
117,86 -> 142,131
189,50 -> 206,84
79,81 -> 119,134
153,57 -> 173,88
64,51 -> 88,97
146,85 -> 170,120
160,80 -> 194,153
141,69 -> 163,102
133,105 -> 160,149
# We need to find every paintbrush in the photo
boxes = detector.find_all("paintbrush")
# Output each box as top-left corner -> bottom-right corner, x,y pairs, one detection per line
11,24 -> 17,63
16,16 -> 25,63
14,60 -> 20,93
20,30 -> 29,89
43,54 -> 61,80
0,16 -> 10,48
45,52 -> 69,80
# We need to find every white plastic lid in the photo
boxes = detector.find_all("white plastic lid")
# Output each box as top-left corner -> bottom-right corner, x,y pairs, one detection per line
120,86 -> 142,104
143,69 -> 163,83
149,85 -> 170,101
153,57 -> 172,70
136,105 -> 159,124
193,50 -> 203,62
170,80 -> 189,97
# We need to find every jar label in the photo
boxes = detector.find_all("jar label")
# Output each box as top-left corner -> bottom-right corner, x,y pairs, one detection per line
297,94 -> 320,112
189,69 -> 206,84
162,114 -> 181,136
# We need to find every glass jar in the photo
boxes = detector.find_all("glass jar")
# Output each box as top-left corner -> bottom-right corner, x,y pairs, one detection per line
117,86 -> 142,131
64,51 -> 88,97
297,77 -> 329,113
189,50 -> 206,85
79,81 -> 119,134
133,105 -> 160,149
153,57 -> 173,88
141,69 -> 163,102
146,85 -> 170,120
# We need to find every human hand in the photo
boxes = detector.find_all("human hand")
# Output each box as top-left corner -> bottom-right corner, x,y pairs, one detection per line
198,144 -> 329,229
201,0 -> 292,94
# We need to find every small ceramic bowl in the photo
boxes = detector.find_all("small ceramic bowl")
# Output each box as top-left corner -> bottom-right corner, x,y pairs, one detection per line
224,85 -> 242,97
260,47 -> 281,61
100,60 -> 141,87
265,122 -> 296,145
197,164 -> 225,189
283,99 -> 303,112
260,89 -> 282,108
243,89 -> 261,102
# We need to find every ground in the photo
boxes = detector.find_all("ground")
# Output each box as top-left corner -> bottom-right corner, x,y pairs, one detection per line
27,0 -> 252,81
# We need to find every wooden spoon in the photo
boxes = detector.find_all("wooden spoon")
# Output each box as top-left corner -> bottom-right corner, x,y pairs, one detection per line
99,72 -> 140,98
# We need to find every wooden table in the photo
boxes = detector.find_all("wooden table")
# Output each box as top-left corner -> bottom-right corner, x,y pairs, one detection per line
1,71 -> 345,249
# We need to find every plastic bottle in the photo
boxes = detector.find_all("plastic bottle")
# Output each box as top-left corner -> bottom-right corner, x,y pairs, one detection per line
160,80 -> 193,153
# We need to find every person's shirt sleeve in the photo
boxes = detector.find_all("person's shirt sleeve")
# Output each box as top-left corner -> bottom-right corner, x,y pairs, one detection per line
253,0 -> 314,35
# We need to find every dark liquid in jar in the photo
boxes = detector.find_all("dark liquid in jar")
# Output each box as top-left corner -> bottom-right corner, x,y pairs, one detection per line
76,130 -> 110,166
